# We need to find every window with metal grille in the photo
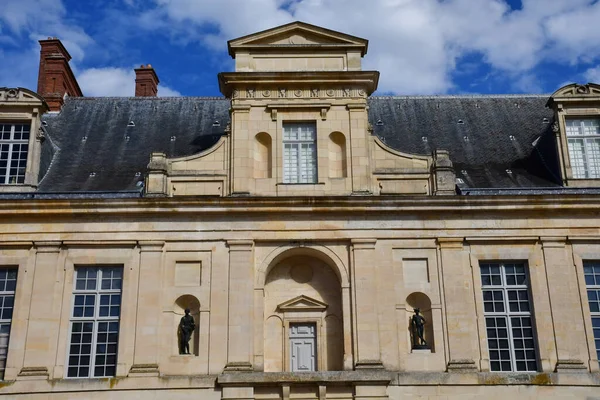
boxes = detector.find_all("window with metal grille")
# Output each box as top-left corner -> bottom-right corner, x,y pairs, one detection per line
0,269 -> 16,380
0,123 -> 30,184
283,122 -> 317,184
67,267 -> 122,378
566,118 -> 600,179
480,262 -> 538,372
584,261 -> 600,367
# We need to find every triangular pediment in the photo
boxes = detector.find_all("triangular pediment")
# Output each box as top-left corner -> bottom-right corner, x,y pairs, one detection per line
277,295 -> 328,312
228,21 -> 368,57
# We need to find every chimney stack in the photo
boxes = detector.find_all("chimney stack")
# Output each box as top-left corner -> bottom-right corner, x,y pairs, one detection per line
135,64 -> 159,97
37,37 -> 83,111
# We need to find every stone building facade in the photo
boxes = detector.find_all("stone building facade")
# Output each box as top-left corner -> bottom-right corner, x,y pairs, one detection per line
0,22 -> 599,399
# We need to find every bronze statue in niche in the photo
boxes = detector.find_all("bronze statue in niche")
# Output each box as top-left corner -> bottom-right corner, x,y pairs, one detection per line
410,308 -> 429,350
178,308 -> 196,355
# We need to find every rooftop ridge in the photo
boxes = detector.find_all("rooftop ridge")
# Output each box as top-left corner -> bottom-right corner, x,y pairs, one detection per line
65,96 -> 229,101
370,94 -> 550,100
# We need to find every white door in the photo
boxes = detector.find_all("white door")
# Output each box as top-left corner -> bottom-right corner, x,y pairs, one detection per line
290,323 -> 317,372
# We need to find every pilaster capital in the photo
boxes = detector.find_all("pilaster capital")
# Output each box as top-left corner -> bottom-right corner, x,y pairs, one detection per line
34,241 -> 62,253
437,238 -> 464,249
540,236 -> 567,248
227,240 -> 254,251
138,241 -> 165,252
351,238 -> 377,250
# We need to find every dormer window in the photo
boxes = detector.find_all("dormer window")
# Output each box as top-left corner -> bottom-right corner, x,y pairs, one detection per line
0,123 -> 30,184
565,118 -> 600,179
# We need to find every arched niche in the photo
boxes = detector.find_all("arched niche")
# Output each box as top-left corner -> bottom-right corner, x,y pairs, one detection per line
328,132 -> 347,178
254,132 -> 272,178
174,295 -> 200,356
406,292 -> 435,352
257,245 -> 349,289
263,254 -> 344,372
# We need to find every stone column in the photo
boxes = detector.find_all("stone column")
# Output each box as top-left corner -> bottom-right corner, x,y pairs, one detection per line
351,239 -> 383,369
438,238 -> 478,372
19,241 -> 62,379
224,240 -> 254,371
541,237 -> 588,371
129,241 -> 164,376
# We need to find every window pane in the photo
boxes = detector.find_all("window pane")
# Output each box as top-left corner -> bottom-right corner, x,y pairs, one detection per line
68,267 -> 122,378
480,262 -> 537,372
282,122 -> 317,184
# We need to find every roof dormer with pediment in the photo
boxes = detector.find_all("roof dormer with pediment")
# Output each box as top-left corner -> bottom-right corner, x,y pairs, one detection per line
227,21 -> 369,73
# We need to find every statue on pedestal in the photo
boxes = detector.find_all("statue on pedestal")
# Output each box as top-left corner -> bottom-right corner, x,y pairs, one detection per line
410,308 -> 429,350
178,308 -> 196,355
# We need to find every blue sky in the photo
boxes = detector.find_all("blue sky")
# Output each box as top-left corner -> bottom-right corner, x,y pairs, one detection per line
1,0 -> 600,97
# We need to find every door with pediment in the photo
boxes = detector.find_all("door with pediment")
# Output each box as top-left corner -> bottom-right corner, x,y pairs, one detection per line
290,323 -> 317,372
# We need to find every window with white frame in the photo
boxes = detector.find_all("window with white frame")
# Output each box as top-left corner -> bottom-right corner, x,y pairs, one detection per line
584,261 -> 600,367
0,123 -> 30,185
0,269 -> 17,380
283,122 -> 317,184
67,267 -> 122,378
566,118 -> 600,179
480,262 -> 538,372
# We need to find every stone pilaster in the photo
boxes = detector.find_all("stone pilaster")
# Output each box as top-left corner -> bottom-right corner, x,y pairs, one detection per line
541,237 -> 588,372
129,241 -> 164,377
19,241 -> 62,379
348,104 -> 373,194
438,238 -> 478,372
224,240 -> 254,372
230,104 -> 252,196
351,239 -> 383,369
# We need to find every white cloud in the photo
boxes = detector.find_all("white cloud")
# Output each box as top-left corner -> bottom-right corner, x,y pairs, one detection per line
585,66 -> 600,83
140,0 -> 600,94
77,67 -> 181,97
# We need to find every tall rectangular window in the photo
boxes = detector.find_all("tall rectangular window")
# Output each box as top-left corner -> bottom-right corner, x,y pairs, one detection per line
584,261 -> 600,367
0,123 -> 30,184
566,118 -> 600,179
67,267 -> 122,378
480,262 -> 538,372
0,269 -> 17,380
283,122 -> 317,184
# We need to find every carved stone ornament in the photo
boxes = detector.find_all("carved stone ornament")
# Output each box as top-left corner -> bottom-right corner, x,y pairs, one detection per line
36,127 -> 45,141
576,85 -> 590,94
294,89 -> 303,97
262,90 -> 271,98
326,89 -> 335,97
278,88 -> 286,98
552,122 -> 560,134
247,89 -> 255,98
6,89 -> 18,100
358,89 -> 366,97
343,88 -> 350,97
232,89 -> 239,99
311,89 -> 319,97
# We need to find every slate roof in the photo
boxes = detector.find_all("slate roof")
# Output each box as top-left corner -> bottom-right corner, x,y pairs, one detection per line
37,94 -> 562,194
40,97 -> 230,192
368,95 -> 562,189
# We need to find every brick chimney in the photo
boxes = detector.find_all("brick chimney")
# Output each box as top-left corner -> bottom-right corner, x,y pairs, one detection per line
135,64 -> 159,97
37,37 -> 83,111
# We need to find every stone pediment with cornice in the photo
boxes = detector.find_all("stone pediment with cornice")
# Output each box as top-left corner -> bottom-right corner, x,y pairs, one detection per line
277,295 -> 328,312
228,21 -> 368,56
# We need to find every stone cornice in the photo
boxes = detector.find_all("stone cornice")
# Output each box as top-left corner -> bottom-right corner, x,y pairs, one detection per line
1,195 -> 600,217
218,71 -> 379,97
